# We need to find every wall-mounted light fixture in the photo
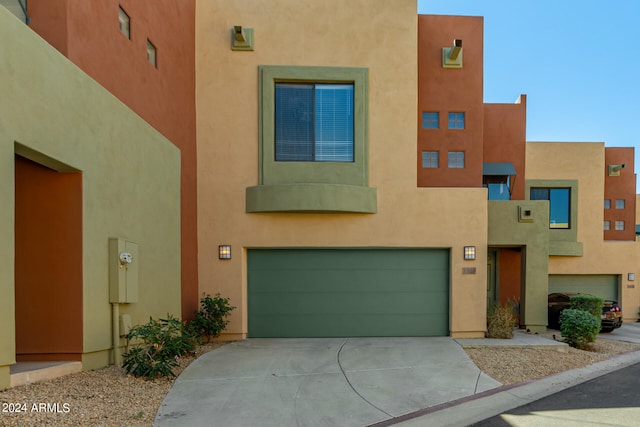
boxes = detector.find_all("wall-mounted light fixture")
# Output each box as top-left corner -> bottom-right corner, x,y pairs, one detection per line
231,25 -> 254,51
442,39 -> 463,68
219,245 -> 232,260
608,164 -> 626,176
463,246 -> 476,260
628,273 -> 635,281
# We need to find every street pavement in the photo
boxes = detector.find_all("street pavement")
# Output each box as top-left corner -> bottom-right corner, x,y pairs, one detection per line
470,361 -> 640,427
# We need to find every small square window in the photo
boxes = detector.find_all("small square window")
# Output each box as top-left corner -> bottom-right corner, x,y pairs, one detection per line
615,220 -> 625,231
147,39 -> 157,68
448,151 -> 464,168
422,151 -> 438,168
616,199 -> 625,209
118,6 -> 130,39
422,112 -> 439,129
448,112 -> 465,129
604,199 -> 611,209
604,220 -> 610,231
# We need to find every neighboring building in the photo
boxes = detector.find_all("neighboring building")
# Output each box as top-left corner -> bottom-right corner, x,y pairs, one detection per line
25,0 -> 199,318
418,13 -> 639,331
0,6 -> 181,390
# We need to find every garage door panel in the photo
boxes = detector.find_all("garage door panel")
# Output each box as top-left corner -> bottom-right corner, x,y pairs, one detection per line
251,270 -> 448,294
251,291 -> 448,315
248,248 -> 449,337
249,313 -> 449,338
250,249 -> 448,271
549,275 -> 618,301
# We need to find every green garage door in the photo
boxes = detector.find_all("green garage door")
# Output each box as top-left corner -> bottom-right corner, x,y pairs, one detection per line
548,275 -> 619,301
248,248 -> 449,337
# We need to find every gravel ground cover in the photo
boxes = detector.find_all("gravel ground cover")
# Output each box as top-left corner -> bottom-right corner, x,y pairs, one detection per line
1,334 -> 639,426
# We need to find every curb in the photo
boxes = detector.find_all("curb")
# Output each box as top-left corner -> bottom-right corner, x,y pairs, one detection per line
372,349 -> 640,426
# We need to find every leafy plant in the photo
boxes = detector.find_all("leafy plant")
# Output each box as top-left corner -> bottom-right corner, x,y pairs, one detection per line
188,293 -> 235,342
486,301 -> 517,339
570,295 -> 603,318
559,308 -> 601,349
122,315 -> 197,379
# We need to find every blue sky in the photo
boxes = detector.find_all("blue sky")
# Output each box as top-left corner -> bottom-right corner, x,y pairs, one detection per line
418,1 -> 640,184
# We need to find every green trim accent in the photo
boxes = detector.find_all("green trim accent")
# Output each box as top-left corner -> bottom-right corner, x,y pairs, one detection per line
0,366 -> 9,391
251,65 -> 375,213
549,241 -> 583,256
488,201 -> 550,329
246,184 -> 377,213
15,143 -> 79,172
258,65 -> 369,186
526,179 -> 579,245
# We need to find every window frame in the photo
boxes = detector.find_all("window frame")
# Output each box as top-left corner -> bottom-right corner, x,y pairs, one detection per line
615,199 -> 625,209
448,112 -> 465,129
447,151 -> 465,168
146,39 -> 157,68
604,199 -> 611,209
274,82 -> 354,162
422,112 -> 439,129
118,6 -> 131,39
421,151 -> 439,168
258,65 -> 369,187
525,179 -> 579,247
615,220 -> 625,231
604,220 -> 611,231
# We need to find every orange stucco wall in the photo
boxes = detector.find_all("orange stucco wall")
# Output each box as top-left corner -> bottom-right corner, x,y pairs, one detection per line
483,97 -> 527,200
27,0 -> 199,317
604,147 -> 636,241
418,15 -> 484,188
27,0 -> 68,55
14,156 -> 83,361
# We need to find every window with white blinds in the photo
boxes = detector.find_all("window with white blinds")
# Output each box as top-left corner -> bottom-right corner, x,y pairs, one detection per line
275,83 -> 354,162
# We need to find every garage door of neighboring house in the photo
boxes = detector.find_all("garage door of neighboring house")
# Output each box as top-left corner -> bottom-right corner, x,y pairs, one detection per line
247,248 -> 450,337
548,275 -> 619,301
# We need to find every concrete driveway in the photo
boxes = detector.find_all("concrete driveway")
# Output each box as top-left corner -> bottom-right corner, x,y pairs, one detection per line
599,321 -> 640,343
154,337 -> 501,427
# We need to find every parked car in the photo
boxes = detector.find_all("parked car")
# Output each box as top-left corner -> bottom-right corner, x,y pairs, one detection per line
547,292 -> 623,332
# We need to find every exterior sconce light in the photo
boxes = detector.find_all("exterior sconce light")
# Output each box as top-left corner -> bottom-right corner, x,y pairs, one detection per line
218,245 -> 232,260
231,25 -> 254,51
608,164 -> 626,176
628,273 -> 635,281
442,39 -> 463,68
463,246 -> 476,261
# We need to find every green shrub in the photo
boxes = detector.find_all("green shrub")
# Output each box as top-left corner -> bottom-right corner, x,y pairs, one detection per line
188,293 -> 235,342
559,309 -> 601,349
570,295 -> 603,318
487,301 -> 517,339
122,315 -> 197,379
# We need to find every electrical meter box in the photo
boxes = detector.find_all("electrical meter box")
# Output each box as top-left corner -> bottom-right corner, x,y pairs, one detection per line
109,238 -> 139,303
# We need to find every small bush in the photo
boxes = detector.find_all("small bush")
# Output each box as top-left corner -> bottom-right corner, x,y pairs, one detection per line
188,293 -> 235,342
122,315 -> 197,379
570,295 -> 603,318
559,309 -> 601,349
487,301 -> 517,339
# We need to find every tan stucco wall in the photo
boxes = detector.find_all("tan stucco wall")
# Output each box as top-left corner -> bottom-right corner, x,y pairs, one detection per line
0,7 -> 181,387
527,142 -> 640,320
197,0 -> 488,338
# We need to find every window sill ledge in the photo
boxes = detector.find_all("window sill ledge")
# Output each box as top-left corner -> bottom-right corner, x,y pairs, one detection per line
246,184 -> 377,213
